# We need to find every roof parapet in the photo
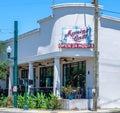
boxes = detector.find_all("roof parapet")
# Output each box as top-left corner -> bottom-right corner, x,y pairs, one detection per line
51,3 -> 103,10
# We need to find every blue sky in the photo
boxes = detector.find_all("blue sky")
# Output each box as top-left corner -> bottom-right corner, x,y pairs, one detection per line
0,0 -> 120,41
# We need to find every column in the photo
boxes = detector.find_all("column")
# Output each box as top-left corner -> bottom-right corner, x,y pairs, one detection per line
8,66 -> 13,95
28,62 -> 34,94
53,57 -> 60,98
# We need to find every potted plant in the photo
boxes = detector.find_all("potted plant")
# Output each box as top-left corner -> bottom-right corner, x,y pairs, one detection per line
61,85 -> 73,100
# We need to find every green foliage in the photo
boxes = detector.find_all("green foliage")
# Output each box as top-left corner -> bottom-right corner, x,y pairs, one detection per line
0,95 -> 13,108
0,41 -> 8,79
62,85 -> 73,97
27,95 -> 36,109
0,41 -> 4,53
0,93 -> 63,110
49,93 -> 63,110
0,94 -> 6,107
6,95 -> 14,107
45,96 -> 51,109
0,61 -> 8,79
18,94 -> 36,109
31,93 -> 62,110
1,96 -> 8,107
33,93 -> 47,109
17,94 -> 25,108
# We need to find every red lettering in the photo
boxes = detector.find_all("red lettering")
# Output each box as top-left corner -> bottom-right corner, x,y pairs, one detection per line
58,43 -> 94,48
65,28 -> 88,38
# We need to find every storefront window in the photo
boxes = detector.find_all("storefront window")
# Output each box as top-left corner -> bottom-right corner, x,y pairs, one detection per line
21,69 -> 28,78
20,68 -> 36,95
39,66 -> 53,88
63,61 -> 86,88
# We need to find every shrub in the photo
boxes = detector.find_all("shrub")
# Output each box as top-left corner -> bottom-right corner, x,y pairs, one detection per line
27,95 -> 36,109
0,95 -> 13,108
49,93 -> 63,110
0,93 -> 63,110
0,94 -> 6,107
6,95 -> 13,107
33,93 -> 47,109
18,94 -> 26,108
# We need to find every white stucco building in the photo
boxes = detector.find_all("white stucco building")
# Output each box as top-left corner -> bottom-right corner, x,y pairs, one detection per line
1,3 -> 120,109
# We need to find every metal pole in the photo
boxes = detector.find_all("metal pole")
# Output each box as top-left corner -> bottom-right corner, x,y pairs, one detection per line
13,21 -> 18,108
93,0 -> 99,111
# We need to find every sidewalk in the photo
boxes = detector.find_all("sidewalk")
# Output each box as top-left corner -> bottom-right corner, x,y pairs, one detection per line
0,108 -> 120,113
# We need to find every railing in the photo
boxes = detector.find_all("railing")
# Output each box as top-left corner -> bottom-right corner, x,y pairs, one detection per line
0,87 -> 92,99
18,87 -> 53,96
34,87 -> 53,96
73,88 -> 86,99
61,88 -> 86,99
18,87 -> 86,99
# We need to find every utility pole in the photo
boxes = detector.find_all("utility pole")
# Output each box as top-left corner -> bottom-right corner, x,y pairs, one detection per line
93,0 -> 99,111
13,21 -> 18,108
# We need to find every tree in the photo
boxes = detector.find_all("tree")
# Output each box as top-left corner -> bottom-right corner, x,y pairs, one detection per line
0,41 -> 4,52
0,62 -> 8,79
0,41 -> 8,79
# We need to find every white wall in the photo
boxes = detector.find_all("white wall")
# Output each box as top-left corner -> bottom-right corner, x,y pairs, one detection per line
18,31 -> 40,59
3,4 -> 95,62
99,17 -> 120,108
4,30 -> 40,61
86,58 -> 94,99
38,4 -> 95,57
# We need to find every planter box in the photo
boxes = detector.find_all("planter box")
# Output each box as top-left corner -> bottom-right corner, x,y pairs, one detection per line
62,99 -> 93,110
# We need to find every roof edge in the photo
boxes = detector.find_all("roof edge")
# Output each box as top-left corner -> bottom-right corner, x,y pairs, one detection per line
4,28 -> 39,43
101,15 -> 120,22
37,15 -> 53,24
51,3 -> 103,10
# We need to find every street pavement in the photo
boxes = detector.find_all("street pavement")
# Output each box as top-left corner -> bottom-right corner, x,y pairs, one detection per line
0,108 -> 120,113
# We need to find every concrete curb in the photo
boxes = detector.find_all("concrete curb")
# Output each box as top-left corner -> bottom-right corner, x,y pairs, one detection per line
0,108 -> 119,113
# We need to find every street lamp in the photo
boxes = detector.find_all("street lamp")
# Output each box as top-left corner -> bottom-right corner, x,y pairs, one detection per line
6,21 -> 18,108
6,46 -> 12,59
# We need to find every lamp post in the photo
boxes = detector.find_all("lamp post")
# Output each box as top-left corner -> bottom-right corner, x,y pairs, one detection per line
6,21 -> 18,108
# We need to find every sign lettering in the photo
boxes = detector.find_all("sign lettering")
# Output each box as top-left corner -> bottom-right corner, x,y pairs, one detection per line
58,26 -> 94,48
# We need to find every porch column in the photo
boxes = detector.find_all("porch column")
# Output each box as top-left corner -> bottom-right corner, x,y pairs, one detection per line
53,57 -> 60,98
8,66 -> 13,95
28,62 -> 34,94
